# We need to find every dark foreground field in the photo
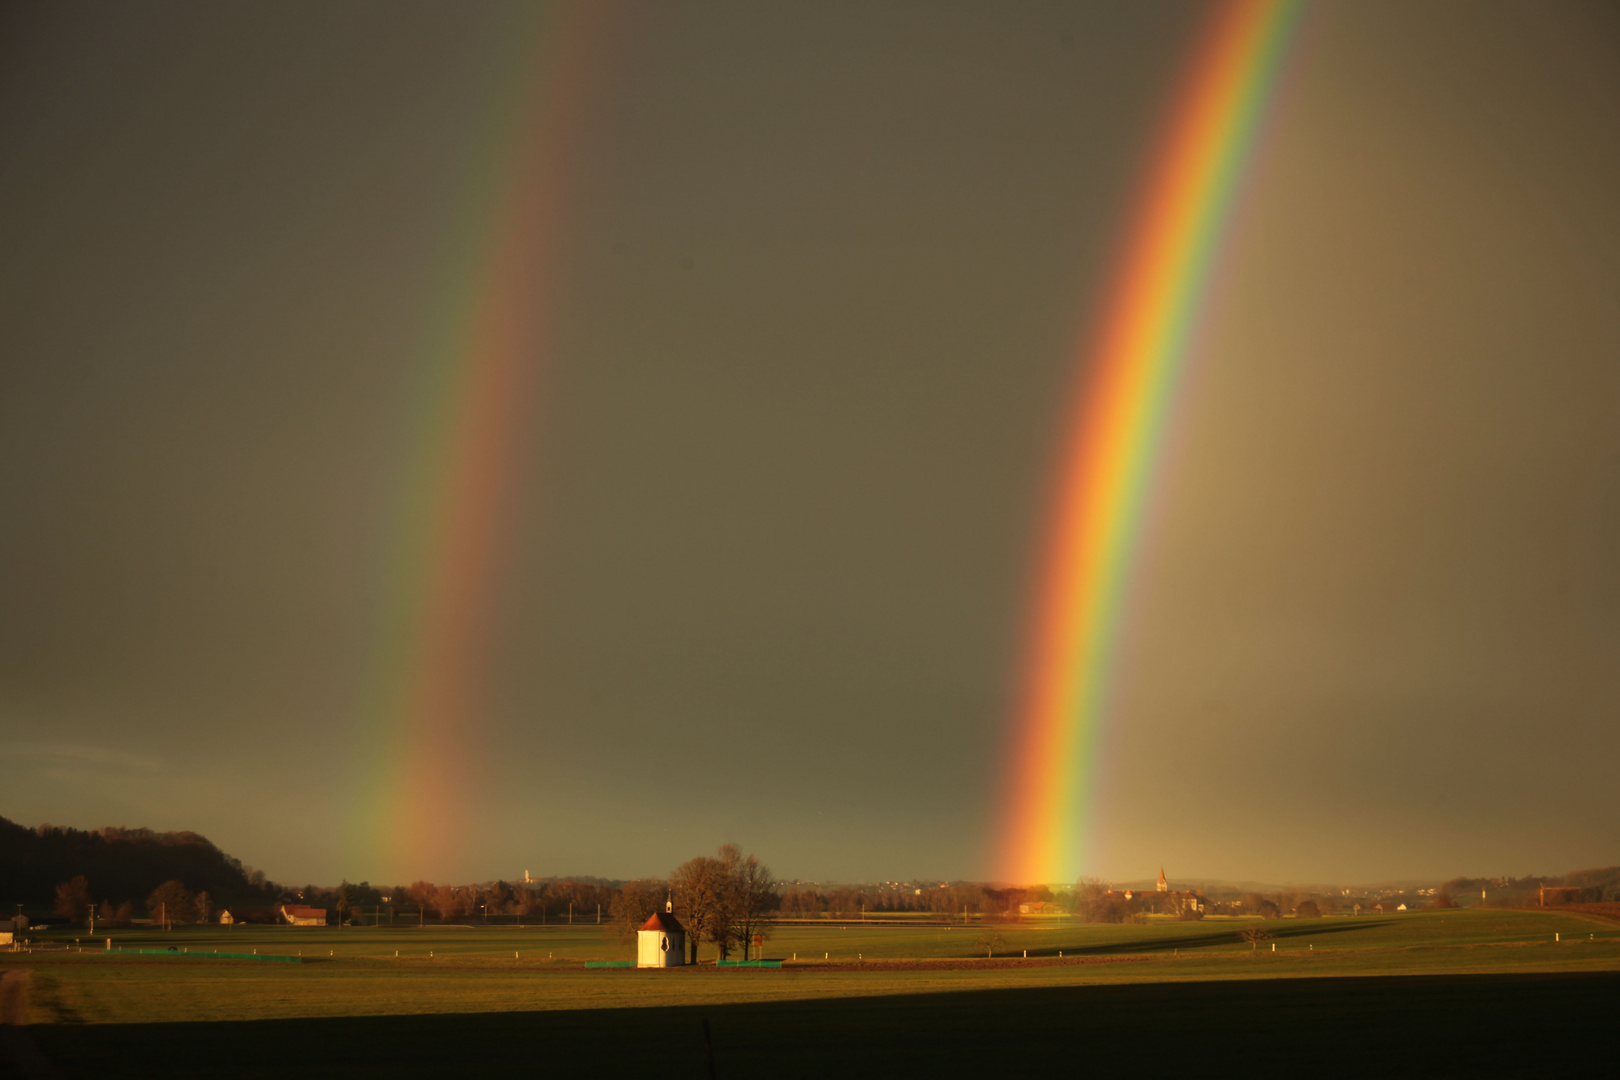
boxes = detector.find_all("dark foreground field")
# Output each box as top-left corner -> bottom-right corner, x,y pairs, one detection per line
21,970 -> 1619,1078
7,912 -> 1616,1077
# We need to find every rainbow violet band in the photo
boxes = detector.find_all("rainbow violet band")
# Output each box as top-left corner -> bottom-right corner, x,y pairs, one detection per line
353,2 -> 612,878
1000,0 -> 1306,886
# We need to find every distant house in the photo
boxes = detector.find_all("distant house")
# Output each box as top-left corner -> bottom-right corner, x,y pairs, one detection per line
637,901 -> 685,968
1019,901 -> 1060,915
280,904 -> 328,927
216,907 -> 277,925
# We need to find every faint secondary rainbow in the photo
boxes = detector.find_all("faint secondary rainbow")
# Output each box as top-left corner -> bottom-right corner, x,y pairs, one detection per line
1001,0 -> 1305,885
350,3 -> 614,879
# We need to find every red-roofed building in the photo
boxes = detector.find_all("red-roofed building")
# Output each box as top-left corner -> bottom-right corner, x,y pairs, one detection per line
637,900 -> 686,967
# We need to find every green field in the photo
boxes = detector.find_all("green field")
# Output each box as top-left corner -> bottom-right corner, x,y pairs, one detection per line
6,910 -> 1618,1077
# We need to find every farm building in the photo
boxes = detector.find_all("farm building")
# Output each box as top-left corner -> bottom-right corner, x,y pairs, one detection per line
637,901 -> 685,968
219,910 -> 235,925
279,904 -> 328,927
1019,901 -> 1060,915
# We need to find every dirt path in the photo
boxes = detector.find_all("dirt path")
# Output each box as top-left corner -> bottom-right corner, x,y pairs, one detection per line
0,971 -> 66,1080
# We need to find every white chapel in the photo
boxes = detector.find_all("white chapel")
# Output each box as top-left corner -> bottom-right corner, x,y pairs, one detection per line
636,899 -> 686,968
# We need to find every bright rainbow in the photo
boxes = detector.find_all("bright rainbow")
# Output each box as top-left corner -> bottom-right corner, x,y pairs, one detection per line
1000,0 -> 1305,885
350,2 -> 613,880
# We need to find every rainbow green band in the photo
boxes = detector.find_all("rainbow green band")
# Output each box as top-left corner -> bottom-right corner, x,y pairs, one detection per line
349,1 -> 610,878
1001,0 -> 1306,885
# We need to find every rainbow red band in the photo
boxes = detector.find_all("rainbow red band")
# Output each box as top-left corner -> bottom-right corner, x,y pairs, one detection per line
351,2 -> 613,879
1000,0 -> 1306,886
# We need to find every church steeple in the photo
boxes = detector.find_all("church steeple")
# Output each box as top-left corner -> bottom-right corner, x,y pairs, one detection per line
1156,867 -> 1168,892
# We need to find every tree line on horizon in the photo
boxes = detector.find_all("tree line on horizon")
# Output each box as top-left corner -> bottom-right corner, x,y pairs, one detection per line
11,816 -> 1618,930
2,816 -> 276,917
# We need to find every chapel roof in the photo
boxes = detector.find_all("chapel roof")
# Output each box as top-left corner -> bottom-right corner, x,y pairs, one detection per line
640,910 -> 684,934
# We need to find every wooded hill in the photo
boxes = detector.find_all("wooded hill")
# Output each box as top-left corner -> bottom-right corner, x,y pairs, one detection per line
0,816 -> 275,913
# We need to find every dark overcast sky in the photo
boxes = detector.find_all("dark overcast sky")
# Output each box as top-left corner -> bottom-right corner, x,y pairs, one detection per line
3,0 -> 1618,887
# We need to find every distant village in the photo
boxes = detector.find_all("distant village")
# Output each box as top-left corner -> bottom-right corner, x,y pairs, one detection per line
8,818 -> 1616,943
66,866 -> 1617,938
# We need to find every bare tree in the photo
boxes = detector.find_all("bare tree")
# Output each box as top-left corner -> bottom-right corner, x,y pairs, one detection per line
193,891 -> 214,925
432,884 -> 463,921
670,844 -> 778,963
147,880 -> 194,928
1073,877 -> 1131,924
401,881 -> 431,919
729,850 -> 776,960
1239,925 -> 1274,951
1073,878 -> 1110,922
610,880 -> 668,944
335,880 -> 354,925
706,846 -> 748,961
780,888 -> 822,918
671,854 -> 728,964
486,880 -> 515,916
54,876 -> 91,924
974,932 -> 1007,958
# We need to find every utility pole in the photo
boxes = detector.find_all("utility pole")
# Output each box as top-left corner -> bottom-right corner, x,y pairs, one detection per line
597,903 -> 601,925
568,902 -> 573,926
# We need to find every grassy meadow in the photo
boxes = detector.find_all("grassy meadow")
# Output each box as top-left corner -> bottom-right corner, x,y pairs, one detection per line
6,909 -> 1618,1076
